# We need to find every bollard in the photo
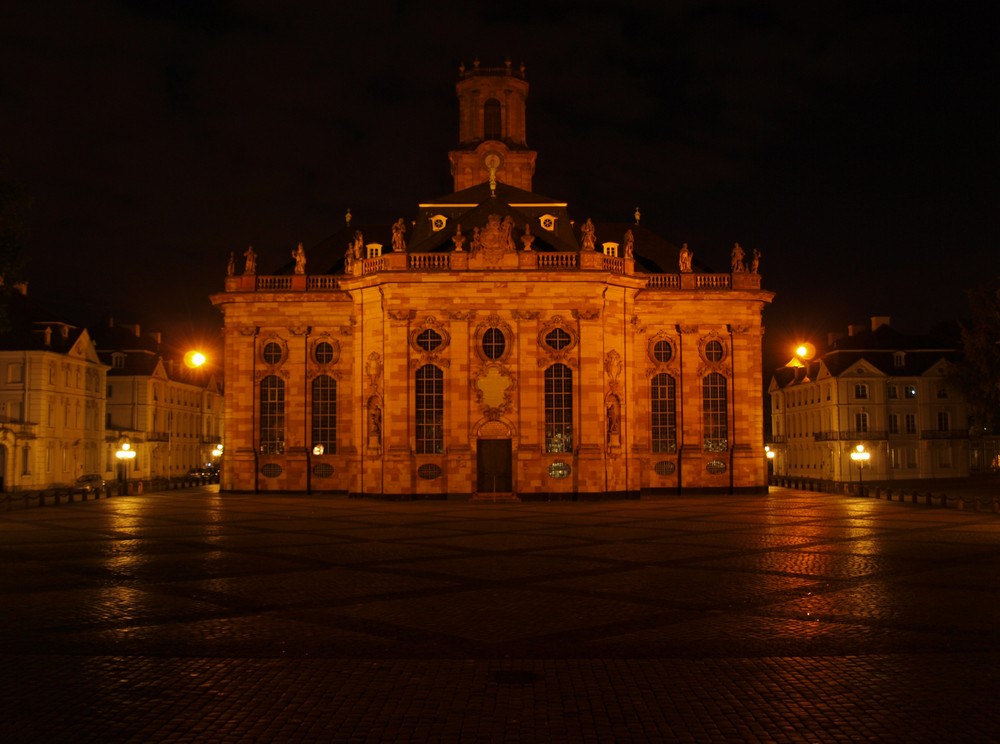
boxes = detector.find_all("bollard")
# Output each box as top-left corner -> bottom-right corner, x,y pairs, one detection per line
992,498 -> 999,514
956,496 -> 964,511
925,492 -> 933,506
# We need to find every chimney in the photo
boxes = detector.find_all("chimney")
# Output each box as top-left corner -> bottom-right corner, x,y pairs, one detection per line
871,316 -> 891,331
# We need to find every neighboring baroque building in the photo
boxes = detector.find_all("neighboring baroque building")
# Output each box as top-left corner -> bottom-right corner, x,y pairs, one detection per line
212,62 -> 774,498
768,316 -> 970,482
0,286 -> 107,491
95,319 -> 224,482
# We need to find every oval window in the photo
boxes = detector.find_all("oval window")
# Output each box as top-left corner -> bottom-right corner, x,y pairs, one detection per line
314,341 -> 335,365
312,463 -> 334,478
416,329 -> 443,352
544,328 -> 571,351
705,340 -> 724,362
417,464 -> 443,480
262,342 -> 283,365
548,461 -> 571,479
653,340 -> 672,363
653,460 -> 676,476
482,327 -> 506,360
706,460 -> 727,475
261,463 -> 283,478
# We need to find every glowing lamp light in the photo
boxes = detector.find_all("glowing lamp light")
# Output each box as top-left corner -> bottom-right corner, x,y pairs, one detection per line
116,441 -> 136,460
184,350 -> 207,368
765,445 -> 775,460
794,342 -> 816,360
850,444 -> 870,464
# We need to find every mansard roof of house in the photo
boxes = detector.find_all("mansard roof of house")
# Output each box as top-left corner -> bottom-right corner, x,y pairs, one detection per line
771,322 -> 962,389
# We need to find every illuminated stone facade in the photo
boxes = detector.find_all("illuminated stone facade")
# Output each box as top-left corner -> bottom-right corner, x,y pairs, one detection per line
212,65 -> 774,498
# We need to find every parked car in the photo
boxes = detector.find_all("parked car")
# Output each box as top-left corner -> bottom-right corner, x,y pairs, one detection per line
186,468 -> 213,482
73,474 -> 106,494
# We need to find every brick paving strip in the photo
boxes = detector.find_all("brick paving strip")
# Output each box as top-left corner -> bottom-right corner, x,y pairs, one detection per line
2,487 -> 999,742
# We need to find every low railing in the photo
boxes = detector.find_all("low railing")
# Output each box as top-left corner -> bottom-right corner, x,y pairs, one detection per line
408,254 -> 451,270
307,275 -> 339,290
602,256 -> 625,274
646,275 -> 681,289
537,253 -> 578,269
256,276 -> 292,290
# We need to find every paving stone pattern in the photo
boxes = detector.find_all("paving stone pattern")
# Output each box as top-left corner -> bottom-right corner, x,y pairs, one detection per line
2,488 -> 999,742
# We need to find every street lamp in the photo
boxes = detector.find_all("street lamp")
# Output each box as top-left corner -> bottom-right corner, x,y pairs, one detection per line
850,444 -> 870,491
184,350 -> 207,369
115,439 -> 137,491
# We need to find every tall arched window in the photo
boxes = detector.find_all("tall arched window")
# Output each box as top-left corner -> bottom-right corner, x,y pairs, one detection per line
484,98 -> 502,140
702,372 -> 728,452
416,364 -> 444,454
311,375 -> 337,454
651,373 -> 676,453
545,363 -> 573,453
260,375 -> 285,454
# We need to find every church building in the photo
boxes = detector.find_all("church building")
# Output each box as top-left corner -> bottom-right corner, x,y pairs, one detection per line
211,62 -> 774,498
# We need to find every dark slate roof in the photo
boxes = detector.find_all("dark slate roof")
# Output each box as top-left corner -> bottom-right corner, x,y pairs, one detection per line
259,179 -> 715,276
771,323 -> 961,389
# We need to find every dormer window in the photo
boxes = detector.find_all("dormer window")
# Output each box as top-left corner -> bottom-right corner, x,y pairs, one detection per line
430,214 -> 448,232
602,242 -> 619,257
366,243 -> 383,259
111,353 -> 125,369
538,214 -> 557,232
893,351 -> 905,368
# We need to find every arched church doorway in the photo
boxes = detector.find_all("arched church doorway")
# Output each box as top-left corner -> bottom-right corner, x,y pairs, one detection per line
476,420 -> 513,495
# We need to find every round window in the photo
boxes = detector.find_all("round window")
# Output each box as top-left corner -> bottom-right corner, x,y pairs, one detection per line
416,329 -> 443,352
705,340 -> 724,362
262,342 -> 283,365
417,464 -> 443,480
706,460 -> 727,475
653,460 -> 676,476
653,340 -> 672,363
544,328 -> 571,351
314,341 -> 335,365
548,461 -> 571,479
312,463 -> 334,478
483,327 -> 506,360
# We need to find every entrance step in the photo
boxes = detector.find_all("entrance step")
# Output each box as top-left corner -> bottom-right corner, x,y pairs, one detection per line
469,492 -> 521,503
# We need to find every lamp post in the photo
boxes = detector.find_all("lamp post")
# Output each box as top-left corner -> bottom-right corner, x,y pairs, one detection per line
115,439 -> 137,493
850,444 -> 870,494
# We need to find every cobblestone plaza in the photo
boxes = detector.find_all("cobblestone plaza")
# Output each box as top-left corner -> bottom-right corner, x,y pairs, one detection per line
2,487 -> 999,741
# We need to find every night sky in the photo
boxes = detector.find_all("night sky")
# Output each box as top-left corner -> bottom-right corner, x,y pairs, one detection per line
1,2 -> 995,370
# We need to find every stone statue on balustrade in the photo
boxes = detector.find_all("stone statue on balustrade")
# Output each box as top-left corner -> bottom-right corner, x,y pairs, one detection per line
731,242 -> 746,273
679,243 -> 693,273
581,218 -> 596,251
292,243 -> 306,274
243,245 -> 257,275
391,218 -> 407,252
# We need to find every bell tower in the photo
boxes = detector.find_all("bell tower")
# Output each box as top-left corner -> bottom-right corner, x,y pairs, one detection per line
448,59 -> 537,192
